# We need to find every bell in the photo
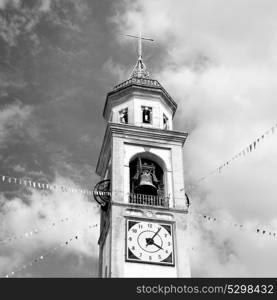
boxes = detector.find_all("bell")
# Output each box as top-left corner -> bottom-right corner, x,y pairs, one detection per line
136,169 -> 157,195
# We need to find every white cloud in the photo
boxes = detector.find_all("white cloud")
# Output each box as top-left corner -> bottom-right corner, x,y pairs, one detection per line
0,104 -> 32,142
102,57 -> 129,83
0,176 -> 99,277
113,0 -> 277,276
0,0 -> 9,9
39,0 -> 51,12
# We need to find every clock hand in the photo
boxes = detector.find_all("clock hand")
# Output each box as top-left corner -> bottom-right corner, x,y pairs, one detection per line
145,237 -> 153,247
145,238 -> 163,250
145,228 -> 162,247
152,242 -> 163,250
151,227 -> 161,240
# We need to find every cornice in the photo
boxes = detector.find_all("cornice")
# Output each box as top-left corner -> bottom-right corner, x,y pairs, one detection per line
109,123 -> 188,144
96,125 -> 112,176
103,81 -> 178,120
96,123 -> 188,176
111,201 -> 189,215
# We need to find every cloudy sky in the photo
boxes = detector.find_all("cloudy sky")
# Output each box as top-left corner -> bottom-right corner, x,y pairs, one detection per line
1,0 -> 277,277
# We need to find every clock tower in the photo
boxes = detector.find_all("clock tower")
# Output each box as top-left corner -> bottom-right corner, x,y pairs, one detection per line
95,37 -> 190,277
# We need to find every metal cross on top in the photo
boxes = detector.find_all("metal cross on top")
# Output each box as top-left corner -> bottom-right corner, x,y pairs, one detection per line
125,32 -> 154,79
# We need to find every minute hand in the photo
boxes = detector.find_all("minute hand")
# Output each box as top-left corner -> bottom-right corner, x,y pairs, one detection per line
151,227 -> 161,239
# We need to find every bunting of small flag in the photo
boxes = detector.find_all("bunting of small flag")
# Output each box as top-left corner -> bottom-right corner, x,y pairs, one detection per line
194,122 -> 277,185
3,223 -> 98,278
189,211 -> 277,239
0,207 -> 97,245
0,174 -> 95,196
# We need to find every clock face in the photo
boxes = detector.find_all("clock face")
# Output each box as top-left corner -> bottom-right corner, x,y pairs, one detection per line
126,219 -> 174,266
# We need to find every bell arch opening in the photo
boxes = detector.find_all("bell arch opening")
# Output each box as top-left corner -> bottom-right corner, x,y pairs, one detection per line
129,153 -> 168,207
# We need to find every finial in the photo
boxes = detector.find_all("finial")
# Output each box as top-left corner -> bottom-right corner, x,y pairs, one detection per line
125,32 -> 154,79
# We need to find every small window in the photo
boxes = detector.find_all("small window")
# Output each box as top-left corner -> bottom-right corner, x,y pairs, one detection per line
163,114 -> 169,130
142,106 -> 152,124
119,108 -> 128,124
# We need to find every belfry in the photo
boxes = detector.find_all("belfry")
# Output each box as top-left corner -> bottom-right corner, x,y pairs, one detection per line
94,34 -> 190,277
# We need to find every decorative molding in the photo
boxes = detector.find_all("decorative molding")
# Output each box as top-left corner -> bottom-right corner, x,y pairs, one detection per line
112,200 -> 189,215
143,146 -> 151,152
103,80 -> 177,120
96,123 -> 188,176
111,123 -> 188,143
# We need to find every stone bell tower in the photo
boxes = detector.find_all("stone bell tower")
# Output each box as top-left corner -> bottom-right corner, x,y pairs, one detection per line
95,35 -> 190,277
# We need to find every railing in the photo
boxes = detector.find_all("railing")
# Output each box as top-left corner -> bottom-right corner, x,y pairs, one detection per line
129,193 -> 169,207
113,77 -> 161,91
113,77 -> 175,107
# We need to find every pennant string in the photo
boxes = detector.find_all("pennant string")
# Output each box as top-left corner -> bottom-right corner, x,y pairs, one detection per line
183,121 -> 277,190
3,224 -> 98,278
189,211 -> 277,240
0,207 -> 98,245
0,174 -> 95,196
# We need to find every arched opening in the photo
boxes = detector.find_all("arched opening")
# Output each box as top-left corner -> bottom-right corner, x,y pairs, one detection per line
129,153 -> 168,207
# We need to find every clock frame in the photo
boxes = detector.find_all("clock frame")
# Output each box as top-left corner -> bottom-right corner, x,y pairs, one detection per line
125,218 -> 175,266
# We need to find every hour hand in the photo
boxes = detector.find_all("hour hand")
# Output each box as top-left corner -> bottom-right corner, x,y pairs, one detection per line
145,237 -> 153,247
145,238 -> 163,250
152,242 -> 163,250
